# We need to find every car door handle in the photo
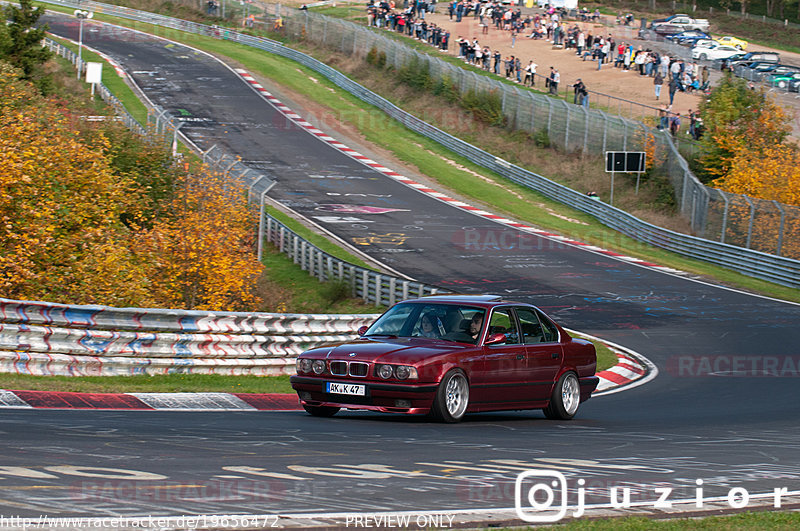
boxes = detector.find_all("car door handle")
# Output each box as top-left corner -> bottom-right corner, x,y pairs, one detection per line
516,354 -> 525,360
552,352 -> 559,359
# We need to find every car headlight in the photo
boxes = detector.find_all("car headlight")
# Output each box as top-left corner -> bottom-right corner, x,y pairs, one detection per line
298,358 -> 312,373
395,365 -> 417,380
377,364 -> 394,379
312,359 -> 326,374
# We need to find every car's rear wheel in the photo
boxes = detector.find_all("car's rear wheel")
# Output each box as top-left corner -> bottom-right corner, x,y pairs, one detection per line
778,80 -> 787,89
735,44 -> 743,50
303,405 -> 340,417
431,369 -> 469,423
543,372 -> 580,420
699,53 -> 707,61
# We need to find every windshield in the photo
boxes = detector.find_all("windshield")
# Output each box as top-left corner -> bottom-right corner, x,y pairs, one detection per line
365,303 -> 486,344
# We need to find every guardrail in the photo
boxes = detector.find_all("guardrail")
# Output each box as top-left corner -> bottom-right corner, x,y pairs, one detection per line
0,298 -> 379,376
38,0 -> 800,287
262,216 -> 445,305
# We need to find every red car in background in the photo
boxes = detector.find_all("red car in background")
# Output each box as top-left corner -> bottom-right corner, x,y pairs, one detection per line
290,295 -> 598,422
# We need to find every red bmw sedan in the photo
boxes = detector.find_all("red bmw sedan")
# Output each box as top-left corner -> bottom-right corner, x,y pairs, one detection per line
290,295 -> 598,422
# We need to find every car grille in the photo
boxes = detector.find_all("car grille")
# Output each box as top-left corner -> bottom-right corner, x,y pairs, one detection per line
349,362 -> 368,377
329,361 -> 348,376
328,361 -> 369,377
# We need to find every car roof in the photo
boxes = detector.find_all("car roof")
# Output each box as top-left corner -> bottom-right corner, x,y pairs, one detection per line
402,294 -> 526,307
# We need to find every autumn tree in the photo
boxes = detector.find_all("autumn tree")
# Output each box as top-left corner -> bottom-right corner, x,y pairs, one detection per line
0,63 -> 264,310
712,143 -> 800,206
136,168 -> 264,311
698,73 -> 792,183
0,63 -> 154,306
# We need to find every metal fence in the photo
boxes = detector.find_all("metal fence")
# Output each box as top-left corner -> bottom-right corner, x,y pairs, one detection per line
261,217 -> 445,306
38,0 -> 800,287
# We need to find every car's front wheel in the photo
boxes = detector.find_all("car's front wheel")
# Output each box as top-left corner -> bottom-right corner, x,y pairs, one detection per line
543,372 -> 581,420
778,80 -> 787,89
699,53 -> 707,61
431,369 -> 469,423
303,405 -> 340,417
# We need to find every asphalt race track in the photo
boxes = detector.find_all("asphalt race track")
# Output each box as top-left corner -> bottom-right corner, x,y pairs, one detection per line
10,12 -> 800,524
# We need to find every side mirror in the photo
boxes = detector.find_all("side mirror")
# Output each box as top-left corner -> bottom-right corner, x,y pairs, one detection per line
357,326 -> 369,336
484,333 -> 506,346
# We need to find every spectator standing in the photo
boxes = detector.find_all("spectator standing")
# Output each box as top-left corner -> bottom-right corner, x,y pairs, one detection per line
668,76 -> 679,105
669,112 -> 681,137
550,68 -> 560,95
653,70 -> 663,101
658,104 -> 669,130
572,78 -> 585,104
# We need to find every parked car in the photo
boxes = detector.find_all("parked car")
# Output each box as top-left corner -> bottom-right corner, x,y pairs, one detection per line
769,71 -> 800,90
714,36 -> 749,50
653,23 -> 684,36
693,39 -> 718,49
653,15 -> 710,32
721,51 -> 780,71
290,295 -> 599,422
728,51 -> 781,66
693,44 -> 740,61
651,13 -> 691,26
738,62 -> 795,80
666,30 -> 711,46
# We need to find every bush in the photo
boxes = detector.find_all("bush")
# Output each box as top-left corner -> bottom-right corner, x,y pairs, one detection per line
460,89 -> 506,127
533,128 -> 550,148
433,75 -> 460,103
398,55 -> 432,90
321,279 -> 352,305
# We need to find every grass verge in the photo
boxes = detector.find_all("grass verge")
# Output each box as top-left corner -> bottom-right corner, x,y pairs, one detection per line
544,510 -> 800,530
0,373 -> 293,394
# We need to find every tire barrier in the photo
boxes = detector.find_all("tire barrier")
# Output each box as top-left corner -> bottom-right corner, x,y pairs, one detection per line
0,298 -> 379,377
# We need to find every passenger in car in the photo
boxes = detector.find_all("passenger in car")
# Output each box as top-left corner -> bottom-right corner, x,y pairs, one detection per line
419,312 -> 441,338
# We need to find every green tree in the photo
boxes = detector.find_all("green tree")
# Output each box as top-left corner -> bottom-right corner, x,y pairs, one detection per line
697,73 -> 791,183
2,0 -> 52,87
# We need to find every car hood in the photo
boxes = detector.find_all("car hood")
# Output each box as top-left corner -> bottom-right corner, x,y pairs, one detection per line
303,338 -> 468,363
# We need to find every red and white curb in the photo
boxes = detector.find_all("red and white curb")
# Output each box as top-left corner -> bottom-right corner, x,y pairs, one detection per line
564,329 -> 657,395
234,68 -> 689,277
0,390 -> 301,410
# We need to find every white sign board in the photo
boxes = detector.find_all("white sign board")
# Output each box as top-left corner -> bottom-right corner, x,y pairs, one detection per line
85,62 -> 102,84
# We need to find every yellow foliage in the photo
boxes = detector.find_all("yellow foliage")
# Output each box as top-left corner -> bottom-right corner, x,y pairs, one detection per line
713,144 -> 800,206
0,63 -> 263,310
136,169 -> 264,311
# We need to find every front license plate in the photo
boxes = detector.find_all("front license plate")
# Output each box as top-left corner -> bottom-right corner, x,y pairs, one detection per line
326,382 -> 366,396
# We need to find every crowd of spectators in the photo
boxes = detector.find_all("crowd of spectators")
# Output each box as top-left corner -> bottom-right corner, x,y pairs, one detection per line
365,0 -> 708,136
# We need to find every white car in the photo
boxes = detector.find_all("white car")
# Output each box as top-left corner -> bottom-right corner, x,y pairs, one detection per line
692,44 -> 740,61
693,39 -> 717,49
